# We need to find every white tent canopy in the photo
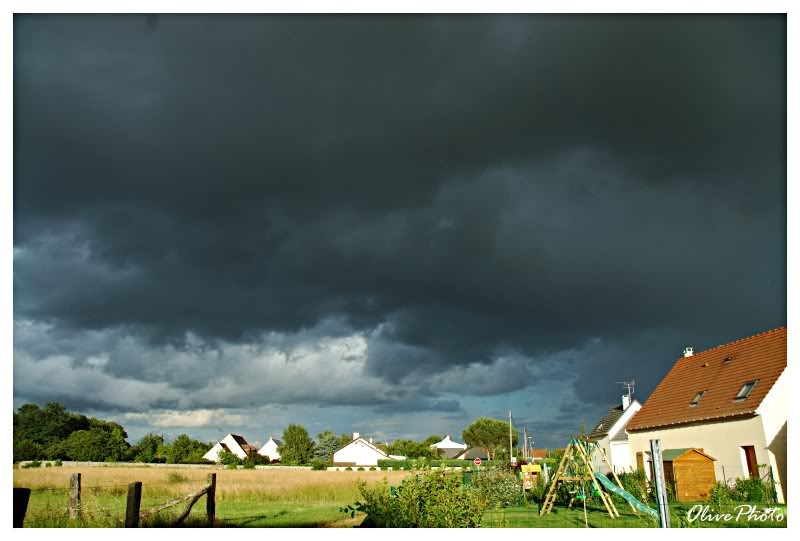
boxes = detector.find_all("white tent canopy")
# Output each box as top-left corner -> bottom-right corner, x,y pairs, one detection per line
431,435 -> 467,458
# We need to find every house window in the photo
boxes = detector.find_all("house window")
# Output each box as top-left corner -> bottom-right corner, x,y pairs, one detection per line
690,390 -> 706,407
735,380 -> 758,401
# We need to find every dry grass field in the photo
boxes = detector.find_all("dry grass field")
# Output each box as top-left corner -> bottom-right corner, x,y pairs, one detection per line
14,466 -> 412,527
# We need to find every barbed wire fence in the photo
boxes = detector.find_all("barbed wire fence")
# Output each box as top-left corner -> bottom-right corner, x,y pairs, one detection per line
14,472 -> 217,528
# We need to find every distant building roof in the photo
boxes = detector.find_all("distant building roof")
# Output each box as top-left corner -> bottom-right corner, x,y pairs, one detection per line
431,435 -> 467,450
628,327 -> 787,431
587,405 -> 625,440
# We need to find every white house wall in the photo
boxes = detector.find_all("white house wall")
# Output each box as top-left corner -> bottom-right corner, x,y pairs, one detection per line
332,439 -> 386,466
628,415 -> 785,503
756,371 -> 788,504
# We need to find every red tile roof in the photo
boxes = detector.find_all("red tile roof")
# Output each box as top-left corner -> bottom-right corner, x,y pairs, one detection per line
627,327 -> 786,432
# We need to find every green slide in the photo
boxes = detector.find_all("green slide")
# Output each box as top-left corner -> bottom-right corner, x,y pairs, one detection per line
593,473 -> 659,518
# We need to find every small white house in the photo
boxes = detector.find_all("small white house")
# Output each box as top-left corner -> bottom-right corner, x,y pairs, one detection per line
430,435 -> 467,459
586,395 -> 642,474
203,433 -> 257,463
258,437 -> 282,462
332,432 -> 406,467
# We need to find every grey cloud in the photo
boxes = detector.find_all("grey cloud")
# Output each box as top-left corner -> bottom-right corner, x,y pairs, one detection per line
13,14 -> 785,440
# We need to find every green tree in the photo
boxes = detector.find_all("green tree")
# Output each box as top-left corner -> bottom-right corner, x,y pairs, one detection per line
14,439 -> 44,462
130,433 -> 165,463
157,434 -> 212,464
462,418 -> 518,461
387,439 -> 441,459
64,429 -> 120,461
314,430 -> 344,461
278,424 -> 315,465
423,435 -> 442,446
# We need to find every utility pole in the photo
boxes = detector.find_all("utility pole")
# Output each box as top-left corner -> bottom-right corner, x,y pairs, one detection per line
509,410 -> 514,463
523,427 -> 528,460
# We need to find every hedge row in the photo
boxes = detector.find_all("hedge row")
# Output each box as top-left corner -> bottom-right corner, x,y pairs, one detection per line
376,459 -> 505,469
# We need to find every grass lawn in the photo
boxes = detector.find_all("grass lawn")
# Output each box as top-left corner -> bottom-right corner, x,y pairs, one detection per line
484,502 -> 788,528
14,466 -> 787,528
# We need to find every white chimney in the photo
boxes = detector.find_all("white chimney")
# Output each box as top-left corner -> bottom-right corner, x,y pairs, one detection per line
683,347 -> 694,357
352,432 -> 360,440
369,437 -> 373,444
622,395 -> 631,410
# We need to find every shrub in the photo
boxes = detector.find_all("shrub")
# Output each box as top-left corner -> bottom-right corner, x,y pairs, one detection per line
167,471 -> 189,483
377,458 -> 503,470
708,482 -> 734,511
470,470 -> 524,507
357,467 -> 365,471
310,459 -> 330,471
22,461 -> 42,469
614,469 -> 650,504
369,466 -> 377,471
216,449 -> 241,468
45,462 -> 52,467
342,470 -> 486,527
732,477 -> 773,503
53,459 -> 63,467
345,467 -> 353,471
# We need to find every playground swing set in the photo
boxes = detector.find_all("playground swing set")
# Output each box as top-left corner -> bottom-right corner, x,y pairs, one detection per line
539,438 -> 658,520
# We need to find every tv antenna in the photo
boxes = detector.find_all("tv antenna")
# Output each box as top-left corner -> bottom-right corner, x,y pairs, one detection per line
616,380 -> 635,397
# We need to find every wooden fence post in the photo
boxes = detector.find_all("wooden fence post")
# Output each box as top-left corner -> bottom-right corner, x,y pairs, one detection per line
206,473 -> 216,527
125,481 -> 142,528
13,488 -> 31,528
69,473 -> 81,519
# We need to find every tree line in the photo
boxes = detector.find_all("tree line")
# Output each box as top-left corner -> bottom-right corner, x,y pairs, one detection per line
14,403 -> 521,465
14,403 -> 212,464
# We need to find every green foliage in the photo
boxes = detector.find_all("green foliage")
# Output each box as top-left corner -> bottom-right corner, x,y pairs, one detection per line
470,469 -> 524,507
63,428 -> 128,462
528,473 -> 547,504
167,471 -> 189,483
462,418 -> 518,461
157,434 -> 212,464
344,466 -> 353,471
241,451 -> 269,469
387,439 -> 442,459
22,460 -> 43,468
613,469 -> 650,505
708,482 -> 734,511
130,433 -> 165,463
14,403 -> 131,462
314,430 -> 344,461
53,459 -> 63,467
357,467 -> 365,471
216,449 -> 242,467
278,424 -> 316,465
732,477 -> 774,503
377,458 -> 503,469
14,439 -> 45,463
423,435 -> 442,446
341,470 -> 486,527
311,459 -> 330,470
369,466 -> 377,471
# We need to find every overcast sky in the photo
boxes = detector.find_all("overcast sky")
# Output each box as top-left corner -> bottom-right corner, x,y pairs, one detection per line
13,14 -> 786,448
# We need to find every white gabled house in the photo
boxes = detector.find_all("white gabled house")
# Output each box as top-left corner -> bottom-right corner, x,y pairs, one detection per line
430,435 -> 467,459
586,394 -> 642,474
626,327 -> 787,503
202,433 -> 257,463
258,437 -> 282,462
332,432 -> 406,467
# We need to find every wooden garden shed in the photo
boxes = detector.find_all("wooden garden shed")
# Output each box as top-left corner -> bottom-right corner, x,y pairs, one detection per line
656,448 -> 717,502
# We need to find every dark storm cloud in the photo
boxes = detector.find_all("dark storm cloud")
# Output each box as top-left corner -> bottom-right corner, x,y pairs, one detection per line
14,15 -> 786,417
